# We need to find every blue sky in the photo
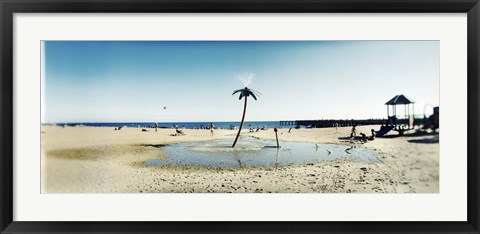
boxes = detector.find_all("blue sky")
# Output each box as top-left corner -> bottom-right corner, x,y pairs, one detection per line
42,41 -> 439,123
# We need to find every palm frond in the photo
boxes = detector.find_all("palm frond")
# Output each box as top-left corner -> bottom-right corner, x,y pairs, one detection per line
232,87 -> 261,100
232,89 -> 244,95
250,89 -> 262,96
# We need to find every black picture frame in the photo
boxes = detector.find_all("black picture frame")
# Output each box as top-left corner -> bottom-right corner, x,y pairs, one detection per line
1,0 -> 479,233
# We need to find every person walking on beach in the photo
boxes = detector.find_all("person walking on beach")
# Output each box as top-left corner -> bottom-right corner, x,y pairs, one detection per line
350,124 -> 357,138
155,122 -> 158,132
210,122 -> 215,136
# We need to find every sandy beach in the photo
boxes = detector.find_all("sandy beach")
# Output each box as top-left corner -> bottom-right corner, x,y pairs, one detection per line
41,125 -> 439,193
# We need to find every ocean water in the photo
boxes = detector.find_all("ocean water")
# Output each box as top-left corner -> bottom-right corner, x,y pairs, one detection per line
46,121 -> 297,129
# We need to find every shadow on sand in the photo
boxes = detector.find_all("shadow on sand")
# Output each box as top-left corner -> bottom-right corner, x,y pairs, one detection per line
379,130 -> 438,139
337,136 -> 367,141
263,146 -> 280,148
141,144 -> 167,148
407,135 -> 439,144
337,130 -> 439,144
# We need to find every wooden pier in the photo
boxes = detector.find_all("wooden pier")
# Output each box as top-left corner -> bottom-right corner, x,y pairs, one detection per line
280,118 -> 427,129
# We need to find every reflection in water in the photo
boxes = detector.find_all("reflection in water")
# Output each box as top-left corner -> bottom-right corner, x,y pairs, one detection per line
275,149 -> 279,169
237,159 -> 243,168
145,137 -> 380,168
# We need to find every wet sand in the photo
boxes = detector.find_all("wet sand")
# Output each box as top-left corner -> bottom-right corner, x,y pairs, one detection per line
41,125 -> 439,193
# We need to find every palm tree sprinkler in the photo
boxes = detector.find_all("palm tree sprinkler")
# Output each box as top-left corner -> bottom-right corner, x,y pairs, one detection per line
231,87 -> 260,148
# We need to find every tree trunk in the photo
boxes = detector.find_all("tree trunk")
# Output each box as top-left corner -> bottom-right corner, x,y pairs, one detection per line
232,96 -> 248,147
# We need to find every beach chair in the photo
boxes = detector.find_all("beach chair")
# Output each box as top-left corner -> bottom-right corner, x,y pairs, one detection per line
175,128 -> 186,135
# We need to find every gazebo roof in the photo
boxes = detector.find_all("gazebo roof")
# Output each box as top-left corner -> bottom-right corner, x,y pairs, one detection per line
385,95 -> 415,105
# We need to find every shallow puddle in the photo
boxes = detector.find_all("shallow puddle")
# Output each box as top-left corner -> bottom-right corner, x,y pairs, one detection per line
145,137 -> 380,168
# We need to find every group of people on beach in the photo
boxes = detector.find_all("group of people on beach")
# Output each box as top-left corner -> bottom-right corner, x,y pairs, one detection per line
174,122 -> 215,136
248,124 -> 269,133
351,124 -> 376,141
116,122 -> 279,138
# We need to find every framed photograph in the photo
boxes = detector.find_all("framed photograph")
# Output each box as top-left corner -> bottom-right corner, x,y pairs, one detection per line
1,0 -> 478,233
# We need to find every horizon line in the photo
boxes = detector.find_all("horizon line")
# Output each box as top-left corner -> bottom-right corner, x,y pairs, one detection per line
42,118 -> 390,124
